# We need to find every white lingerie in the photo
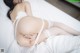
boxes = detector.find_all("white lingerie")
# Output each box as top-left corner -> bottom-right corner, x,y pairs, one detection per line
13,11 -> 52,39
12,11 -> 52,53
9,12 -> 53,53
7,11 -> 80,53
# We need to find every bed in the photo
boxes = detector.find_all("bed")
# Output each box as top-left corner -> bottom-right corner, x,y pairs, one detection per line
0,0 -> 80,53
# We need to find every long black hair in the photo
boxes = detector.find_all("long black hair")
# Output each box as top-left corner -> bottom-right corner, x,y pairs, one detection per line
4,0 -> 16,19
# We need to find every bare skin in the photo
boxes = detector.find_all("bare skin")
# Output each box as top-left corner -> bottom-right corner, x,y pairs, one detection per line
16,17 -> 48,47
11,1 -> 47,47
15,16 -> 80,48
10,1 -> 32,22
10,0 -> 80,48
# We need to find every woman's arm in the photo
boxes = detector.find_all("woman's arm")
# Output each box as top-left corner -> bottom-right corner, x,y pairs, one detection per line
50,22 -> 80,35
10,2 -> 32,22
24,1 -> 33,16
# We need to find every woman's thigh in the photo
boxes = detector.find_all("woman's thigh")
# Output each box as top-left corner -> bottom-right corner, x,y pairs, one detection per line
48,27 -> 72,35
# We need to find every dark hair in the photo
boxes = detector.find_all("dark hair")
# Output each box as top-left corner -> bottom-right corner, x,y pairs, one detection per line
4,0 -> 15,19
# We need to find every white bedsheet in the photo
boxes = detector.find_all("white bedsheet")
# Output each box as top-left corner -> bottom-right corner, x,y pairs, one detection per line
0,0 -> 80,53
27,0 -> 80,32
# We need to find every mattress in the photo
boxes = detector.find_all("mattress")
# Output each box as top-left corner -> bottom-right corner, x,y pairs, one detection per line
0,0 -> 80,53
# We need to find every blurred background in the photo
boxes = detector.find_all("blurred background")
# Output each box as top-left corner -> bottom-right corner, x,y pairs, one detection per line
46,0 -> 80,21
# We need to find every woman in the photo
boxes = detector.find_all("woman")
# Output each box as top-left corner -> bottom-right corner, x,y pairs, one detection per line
4,0 -> 32,21
4,0 -> 80,51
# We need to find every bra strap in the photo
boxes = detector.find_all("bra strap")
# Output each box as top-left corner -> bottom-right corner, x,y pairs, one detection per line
30,18 -> 44,51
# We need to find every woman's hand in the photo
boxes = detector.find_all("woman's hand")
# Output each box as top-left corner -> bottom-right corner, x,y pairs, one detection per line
24,1 -> 33,16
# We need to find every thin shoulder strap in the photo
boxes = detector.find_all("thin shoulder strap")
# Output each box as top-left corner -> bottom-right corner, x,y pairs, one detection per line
35,19 -> 44,45
30,18 -> 44,51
